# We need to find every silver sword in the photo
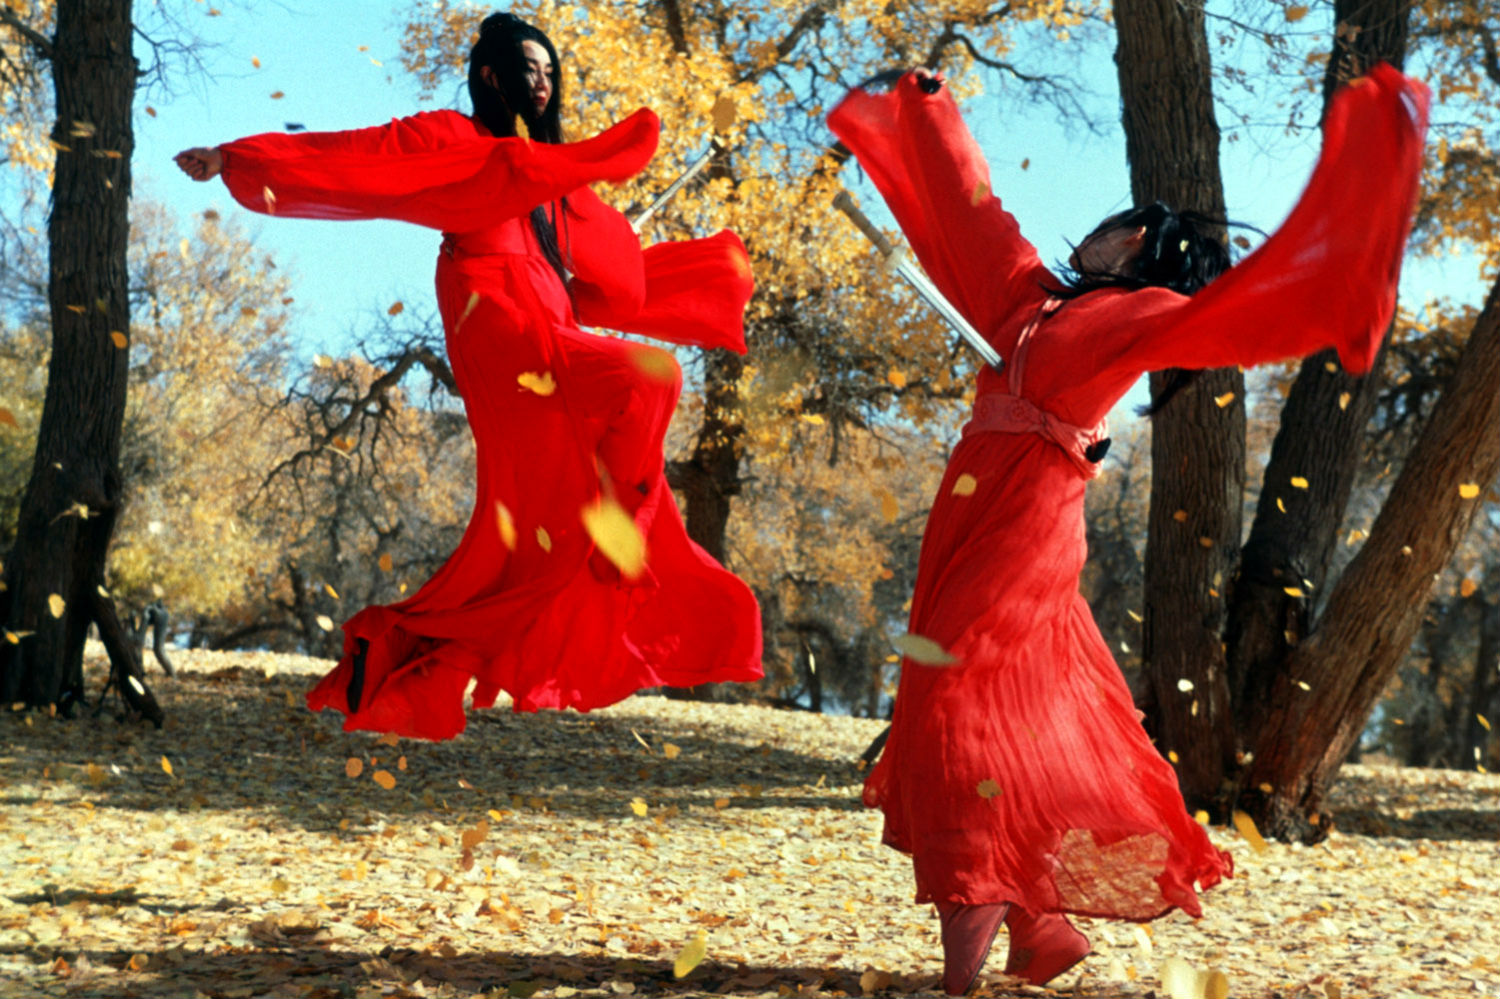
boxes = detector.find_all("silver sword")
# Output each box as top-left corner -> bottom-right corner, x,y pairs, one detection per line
832,190 -> 1005,373
631,142 -> 718,233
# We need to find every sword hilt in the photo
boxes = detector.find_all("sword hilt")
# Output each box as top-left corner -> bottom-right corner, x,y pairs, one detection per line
832,191 -> 896,257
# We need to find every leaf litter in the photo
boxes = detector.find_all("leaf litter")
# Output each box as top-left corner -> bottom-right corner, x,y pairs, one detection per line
0,647 -> 1496,998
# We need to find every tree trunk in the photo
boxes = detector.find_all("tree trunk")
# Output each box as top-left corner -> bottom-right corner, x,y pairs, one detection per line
1114,0 -> 1240,812
0,0 -> 153,722
1460,569 -> 1500,771
1226,0 -> 1412,767
1240,274 -> 1500,840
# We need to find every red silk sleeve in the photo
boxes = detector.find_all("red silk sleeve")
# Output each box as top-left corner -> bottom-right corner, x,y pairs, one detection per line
828,73 -> 1053,345
567,187 -> 753,355
1087,64 -> 1429,378
217,109 -> 661,233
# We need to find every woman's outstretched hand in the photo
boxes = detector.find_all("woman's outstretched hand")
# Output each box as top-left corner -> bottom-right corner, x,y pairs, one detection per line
174,147 -> 223,182
913,67 -> 945,93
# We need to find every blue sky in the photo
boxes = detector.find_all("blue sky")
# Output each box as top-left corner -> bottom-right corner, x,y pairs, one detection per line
129,3 -> 1482,418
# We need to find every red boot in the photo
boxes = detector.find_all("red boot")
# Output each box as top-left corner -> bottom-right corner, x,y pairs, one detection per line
936,901 -> 1010,996
1002,907 -> 1091,986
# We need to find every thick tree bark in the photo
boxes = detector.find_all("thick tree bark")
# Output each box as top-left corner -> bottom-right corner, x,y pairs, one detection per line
1114,0 -> 1240,811
1460,581 -> 1499,771
0,1 -> 147,719
1240,275 -> 1500,840
1227,0 -> 1413,774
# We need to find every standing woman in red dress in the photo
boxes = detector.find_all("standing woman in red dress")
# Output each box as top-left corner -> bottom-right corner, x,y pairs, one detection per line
829,65 -> 1427,994
175,12 -> 763,739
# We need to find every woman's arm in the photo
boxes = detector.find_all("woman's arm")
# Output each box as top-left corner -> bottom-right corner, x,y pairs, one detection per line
177,109 -> 662,233
1088,65 -> 1429,379
828,70 -> 1053,346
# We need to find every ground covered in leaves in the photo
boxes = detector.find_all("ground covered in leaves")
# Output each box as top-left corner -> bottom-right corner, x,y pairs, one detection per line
2,649 -> 1497,999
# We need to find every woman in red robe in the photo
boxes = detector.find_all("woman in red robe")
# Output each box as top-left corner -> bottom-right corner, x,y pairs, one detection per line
175,12 -> 763,740
829,65 -> 1427,994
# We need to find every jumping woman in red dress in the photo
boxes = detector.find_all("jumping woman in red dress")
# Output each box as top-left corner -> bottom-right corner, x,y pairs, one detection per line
176,12 -> 763,740
829,65 -> 1427,994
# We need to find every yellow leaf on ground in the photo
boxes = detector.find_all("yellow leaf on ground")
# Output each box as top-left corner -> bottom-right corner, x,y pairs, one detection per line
663,743 -> 681,759
892,633 -> 958,666
517,371 -> 556,396
581,499 -> 646,578
1232,810 -> 1268,853
951,473 -> 977,497
673,928 -> 708,979
630,798 -> 648,817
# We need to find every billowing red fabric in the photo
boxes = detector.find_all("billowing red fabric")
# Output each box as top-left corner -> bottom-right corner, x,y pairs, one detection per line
219,108 -> 763,739
829,65 -> 1426,920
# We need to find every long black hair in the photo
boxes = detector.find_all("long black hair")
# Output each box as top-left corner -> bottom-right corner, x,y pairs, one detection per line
468,12 -> 570,290
1051,201 -> 1247,415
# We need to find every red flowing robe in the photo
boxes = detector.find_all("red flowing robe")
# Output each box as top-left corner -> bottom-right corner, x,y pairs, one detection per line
216,108 -> 764,740
829,66 -> 1427,920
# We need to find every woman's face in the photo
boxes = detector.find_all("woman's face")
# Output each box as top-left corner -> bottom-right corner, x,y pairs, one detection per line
1069,224 -> 1146,278
520,39 -> 553,115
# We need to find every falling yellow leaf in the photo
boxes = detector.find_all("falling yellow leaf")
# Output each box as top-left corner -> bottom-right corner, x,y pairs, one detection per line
324,583 -> 340,600
629,344 -> 678,382
663,743 -> 681,759
1284,586 -> 1305,598
951,473 -> 977,497
345,757 -> 363,778
1458,482 -> 1480,499
1232,810 -> 1268,853
1177,678 -> 1194,692
887,368 -> 908,389
47,594 -> 65,618
1285,3 -> 1310,22
312,354 -> 332,369
1168,750 -> 1180,763
629,798 -> 648,817
145,106 -> 157,117
1213,392 -> 1235,408
1193,810 -> 1209,825
494,502 -> 517,550
1459,578 -> 1477,598
1478,714 -> 1491,731
1173,509 -> 1188,522
378,553 -> 393,572
1020,157 -> 1030,170
1290,476 -> 1309,489
976,779 -> 1002,799
160,756 -> 174,777
315,615 -> 334,632
387,300 -> 404,316
251,56 -> 261,68
1297,680 -> 1312,691
516,370 -> 556,396
110,331 -> 128,348
673,927 -> 708,979
270,90 -> 285,99
581,498 -> 646,578
262,186 -> 277,214
1197,536 -> 1214,549
892,633 -> 957,666
455,291 -> 481,333
372,769 -> 396,790
713,797 -> 730,809
970,180 -> 989,206
1338,392 -> 1351,411
800,413 -> 824,425
878,489 -> 899,524
710,94 -> 738,132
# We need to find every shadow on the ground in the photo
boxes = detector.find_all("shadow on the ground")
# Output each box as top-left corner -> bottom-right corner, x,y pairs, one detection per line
0,663 -> 872,834
1326,770 -> 1500,842
1,939 -> 1101,998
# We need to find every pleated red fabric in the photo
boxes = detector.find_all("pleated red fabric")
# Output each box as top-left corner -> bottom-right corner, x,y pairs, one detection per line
829,65 -> 1426,920
218,108 -> 763,739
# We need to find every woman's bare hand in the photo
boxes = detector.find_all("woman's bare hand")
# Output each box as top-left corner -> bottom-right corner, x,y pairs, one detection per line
174,147 -> 223,182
